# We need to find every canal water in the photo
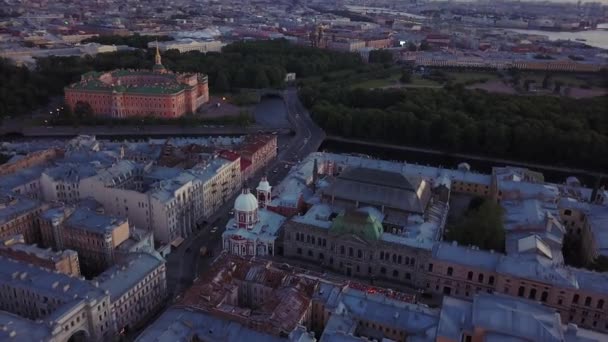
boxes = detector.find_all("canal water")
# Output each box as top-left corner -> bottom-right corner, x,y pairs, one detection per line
319,139 -> 603,187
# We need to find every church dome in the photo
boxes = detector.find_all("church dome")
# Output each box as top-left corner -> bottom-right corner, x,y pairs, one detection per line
234,188 -> 258,212
256,177 -> 271,192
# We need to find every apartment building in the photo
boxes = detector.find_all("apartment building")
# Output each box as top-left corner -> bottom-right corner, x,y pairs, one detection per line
151,39 -> 225,53
436,293 -> 604,342
95,252 -> 166,333
239,134 -> 277,180
0,191 -> 46,243
40,206 -> 129,274
79,156 -> 240,245
192,155 -> 241,220
40,163 -> 98,204
0,234 -> 80,277
0,165 -> 45,199
0,148 -> 63,177
0,256 -> 114,341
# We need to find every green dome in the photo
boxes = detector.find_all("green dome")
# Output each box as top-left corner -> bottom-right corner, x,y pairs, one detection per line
329,210 -> 384,241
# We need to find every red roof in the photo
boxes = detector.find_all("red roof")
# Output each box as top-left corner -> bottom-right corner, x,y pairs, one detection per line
219,149 -> 241,161
240,159 -> 252,171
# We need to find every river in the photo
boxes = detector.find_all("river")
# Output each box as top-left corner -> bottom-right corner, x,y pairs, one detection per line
507,28 -> 608,49
319,139 -> 604,187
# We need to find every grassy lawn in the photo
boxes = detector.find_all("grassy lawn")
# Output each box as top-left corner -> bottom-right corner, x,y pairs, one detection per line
410,77 -> 442,87
447,71 -> 500,84
351,74 -> 400,89
351,75 -> 442,89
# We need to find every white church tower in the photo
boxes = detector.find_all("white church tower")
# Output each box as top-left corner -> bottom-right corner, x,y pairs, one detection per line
256,177 -> 272,209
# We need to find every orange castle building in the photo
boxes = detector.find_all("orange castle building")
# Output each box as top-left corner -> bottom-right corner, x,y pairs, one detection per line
64,44 -> 209,118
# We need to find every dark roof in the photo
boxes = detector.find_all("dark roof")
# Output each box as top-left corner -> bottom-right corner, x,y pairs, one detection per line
338,167 -> 418,191
323,167 -> 431,214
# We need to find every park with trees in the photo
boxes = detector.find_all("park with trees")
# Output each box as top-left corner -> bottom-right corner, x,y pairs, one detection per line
300,81 -> 608,170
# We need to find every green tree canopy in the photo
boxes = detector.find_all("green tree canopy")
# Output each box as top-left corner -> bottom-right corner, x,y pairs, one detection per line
445,198 -> 505,252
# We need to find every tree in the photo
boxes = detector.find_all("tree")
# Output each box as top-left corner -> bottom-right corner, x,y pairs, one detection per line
74,101 -> 93,119
554,80 -> 564,94
254,68 -> 270,89
562,231 -> 585,268
419,40 -> 430,51
542,74 -> 552,89
368,50 -> 393,64
445,199 -> 505,252
214,70 -> 230,93
399,68 -> 412,84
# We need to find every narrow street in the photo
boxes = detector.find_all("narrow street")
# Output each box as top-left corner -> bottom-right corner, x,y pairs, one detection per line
164,86 -> 325,300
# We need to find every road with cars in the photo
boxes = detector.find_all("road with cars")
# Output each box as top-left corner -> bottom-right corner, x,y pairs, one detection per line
165,86 -> 325,299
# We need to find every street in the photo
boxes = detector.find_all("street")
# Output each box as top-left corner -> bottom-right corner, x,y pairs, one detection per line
164,86 -> 325,300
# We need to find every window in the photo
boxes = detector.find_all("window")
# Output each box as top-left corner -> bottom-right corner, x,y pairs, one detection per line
573,294 -> 580,304
597,299 -> 604,309
405,273 -> 411,280
348,247 -> 353,257
447,267 -> 453,276
340,246 -> 345,255
428,263 -> 433,272
297,248 -> 302,255
541,291 -> 548,302
392,254 -> 397,263
478,274 -> 484,283
529,289 -> 537,300
308,250 -> 313,257
357,250 -> 362,258
489,276 -> 495,285
380,267 -> 386,275
518,286 -> 525,297
319,253 -> 324,260
467,271 -> 473,280
393,270 -> 399,278
398,255 -> 402,264
585,297 -> 592,306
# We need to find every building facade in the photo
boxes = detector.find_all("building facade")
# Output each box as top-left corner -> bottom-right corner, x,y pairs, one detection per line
40,206 -> 130,274
240,134 -> 278,180
0,256 -> 114,341
0,148 -> 63,177
0,234 -> 80,277
222,180 -> 285,257
64,47 -> 209,118
151,39 -> 225,53
0,192 -> 45,243
95,252 -> 166,334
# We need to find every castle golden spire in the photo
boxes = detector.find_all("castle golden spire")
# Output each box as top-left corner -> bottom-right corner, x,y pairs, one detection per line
155,40 -> 162,65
